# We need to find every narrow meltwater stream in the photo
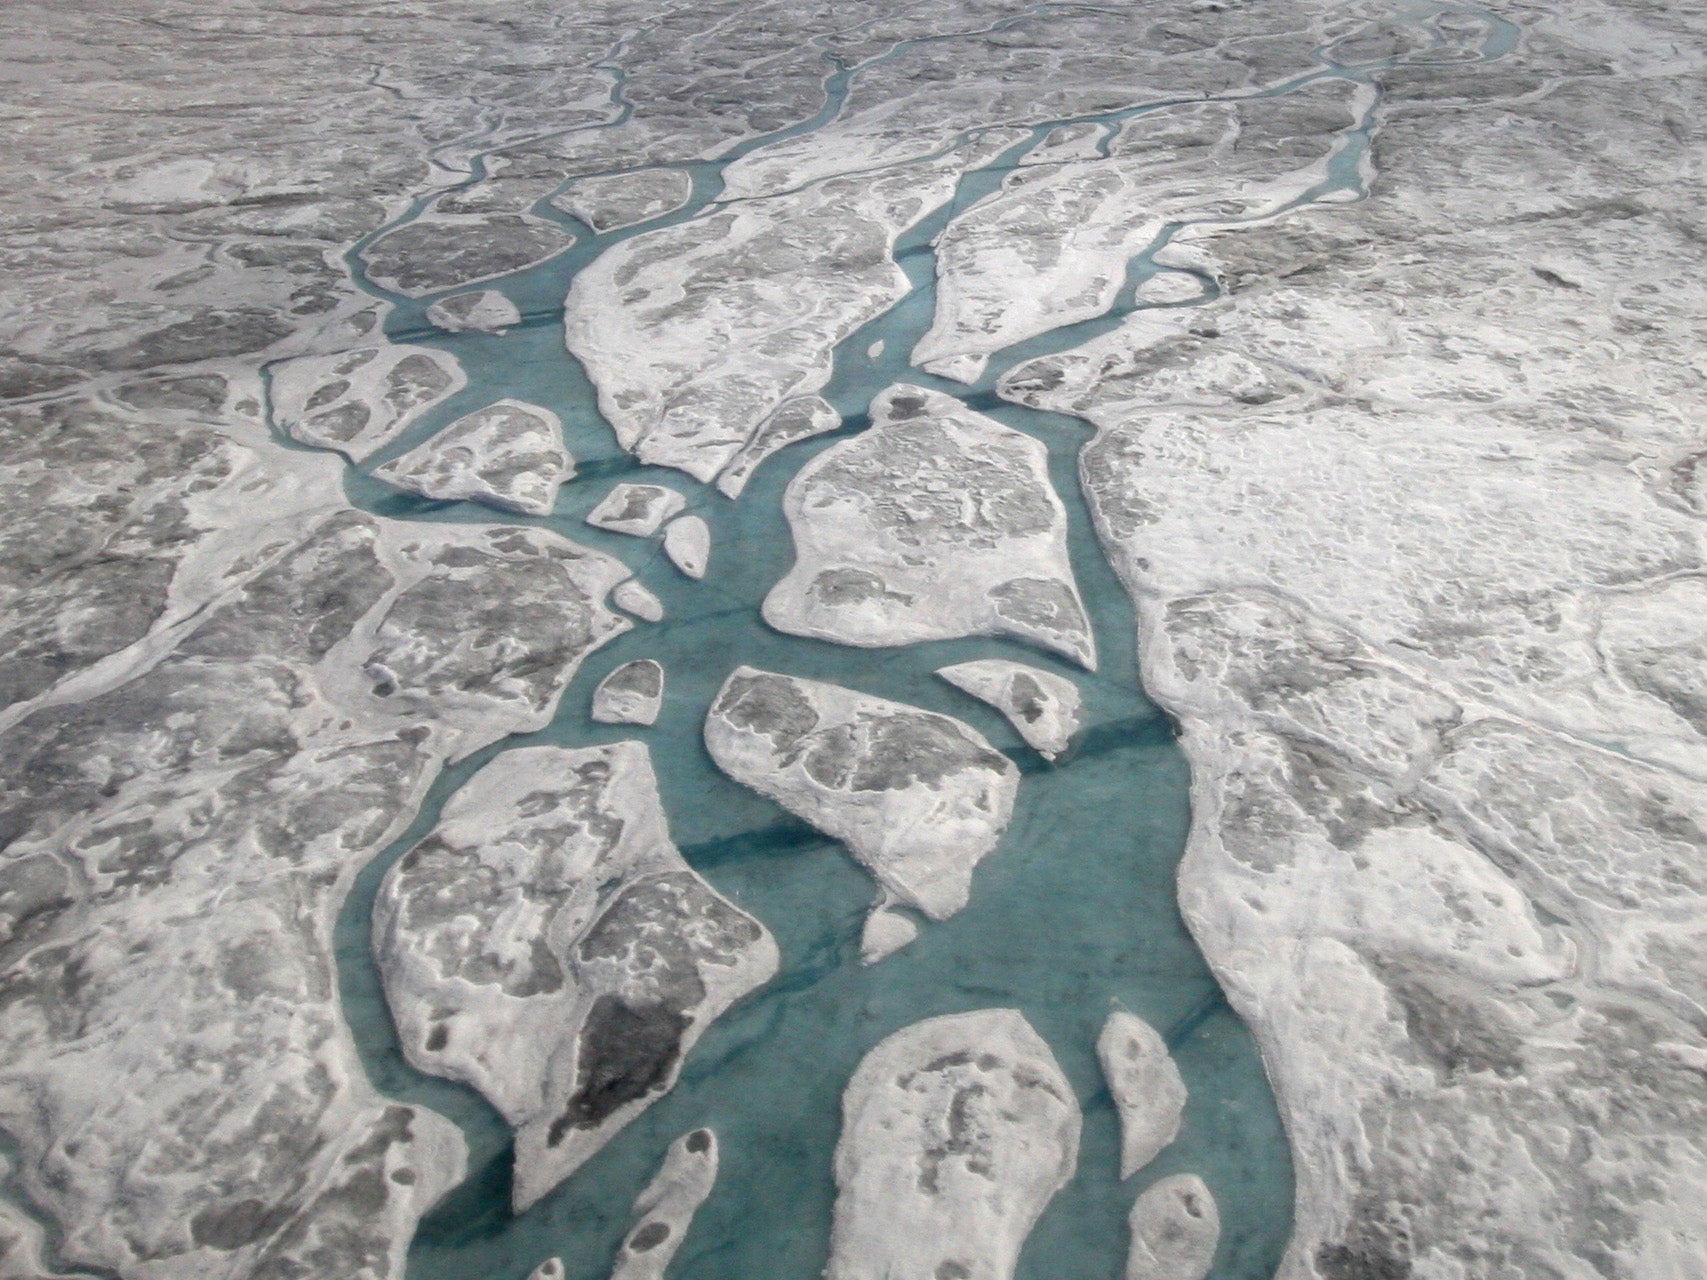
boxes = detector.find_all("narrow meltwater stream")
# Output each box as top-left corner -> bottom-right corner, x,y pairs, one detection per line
308,8 -> 1520,1280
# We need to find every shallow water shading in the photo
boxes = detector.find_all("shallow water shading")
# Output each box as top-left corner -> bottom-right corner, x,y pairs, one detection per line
305,8 -> 1520,1280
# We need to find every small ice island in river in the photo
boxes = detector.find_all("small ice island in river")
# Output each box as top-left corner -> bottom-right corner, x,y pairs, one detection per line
705,667 -> 1019,926
2,2 -> 1703,1280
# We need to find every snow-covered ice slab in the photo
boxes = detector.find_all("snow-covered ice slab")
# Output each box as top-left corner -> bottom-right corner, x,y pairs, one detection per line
608,1127 -> 719,1280
592,659 -> 664,726
554,168 -> 692,232
1126,1175 -> 1219,1280
586,483 -> 685,537
827,1010 -> 1080,1280
373,742 -> 778,1211
1097,1010 -> 1187,1179
362,213 -> 572,297
564,137 -> 1018,482
662,515 -> 709,579
273,343 -> 465,462
938,659 -> 1083,760
372,398 -> 572,515
765,384 -> 1095,668
427,289 -> 522,334
705,667 -> 1018,924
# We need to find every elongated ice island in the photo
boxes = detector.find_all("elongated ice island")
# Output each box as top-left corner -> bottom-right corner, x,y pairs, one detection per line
562,139 -> 1019,482
1097,1010 -> 1187,1180
938,659 -> 1083,761
609,1127 -> 719,1280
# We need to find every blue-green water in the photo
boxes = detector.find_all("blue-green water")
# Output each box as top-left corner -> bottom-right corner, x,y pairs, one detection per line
303,8 -> 1519,1280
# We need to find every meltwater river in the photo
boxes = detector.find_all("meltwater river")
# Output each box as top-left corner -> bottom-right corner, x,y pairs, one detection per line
296,7 -> 1518,1278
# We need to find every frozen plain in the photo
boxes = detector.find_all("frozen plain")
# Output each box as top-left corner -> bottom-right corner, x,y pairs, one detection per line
0,1 -> 1703,1280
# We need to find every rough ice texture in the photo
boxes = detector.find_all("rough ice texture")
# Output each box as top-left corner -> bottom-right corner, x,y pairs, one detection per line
937,660 -> 1083,761
915,80 -> 1365,382
765,384 -> 1095,668
373,741 -> 777,1212
0,0 -> 1335,405
1019,122 -> 1108,167
716,395 -> 841,499
12,0 -> 1707,1273
425,289 -> 522,335
0,393 -> 631,1276
563,137 -> 1019,482
0,389 -> 272,715
0,0 -> 1005,1272
0,1159 -> 71,1280
593,659 -> 665,727
704,667 -> 1018,923
554,168 -> 693,233
361,213 -> 573,297
715,0 -> 1336,207
827,1010 -> 1080,1280
912,165 -> 1164,384
372,399 -> 573,516
609,1128 -> 719,1280
1097,1011 -> 1187,1179
273,344 -> 466,461
1126,1175 -> 1219,1280
662,516 -> 709,579
1002,8 -> 1707,1273
528,1260 -> 565,1280
356,524 -> 632,749
586,483 -> 685,537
